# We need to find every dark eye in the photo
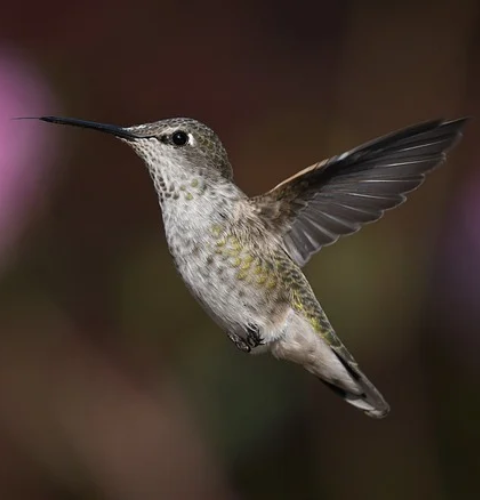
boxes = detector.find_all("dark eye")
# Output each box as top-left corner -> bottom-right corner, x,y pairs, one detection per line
171,130 -> 188,146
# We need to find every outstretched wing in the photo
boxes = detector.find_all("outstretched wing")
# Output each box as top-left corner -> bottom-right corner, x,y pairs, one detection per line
252,118 -> 468,267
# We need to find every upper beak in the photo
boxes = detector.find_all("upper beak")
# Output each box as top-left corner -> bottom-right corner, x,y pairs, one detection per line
14,116 -> 148,140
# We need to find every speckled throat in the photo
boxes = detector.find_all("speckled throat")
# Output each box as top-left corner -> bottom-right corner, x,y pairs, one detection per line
143,156 -> 244,261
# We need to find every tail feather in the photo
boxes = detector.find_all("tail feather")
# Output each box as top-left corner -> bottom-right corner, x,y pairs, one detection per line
321,380 -> 387,417
327,344 -> 390,418
320,366 -> 390,419
271,311 -> 390,419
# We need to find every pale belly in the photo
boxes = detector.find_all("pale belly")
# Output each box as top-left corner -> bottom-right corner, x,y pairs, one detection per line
169,233 -> 290,348
160,189 -> 292,349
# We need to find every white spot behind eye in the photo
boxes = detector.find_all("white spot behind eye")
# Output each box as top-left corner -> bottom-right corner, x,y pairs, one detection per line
188,133 -> 196,146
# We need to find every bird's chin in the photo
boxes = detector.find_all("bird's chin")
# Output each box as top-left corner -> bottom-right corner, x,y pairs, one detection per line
119,137 -> 154,160
117,136 -> 137,145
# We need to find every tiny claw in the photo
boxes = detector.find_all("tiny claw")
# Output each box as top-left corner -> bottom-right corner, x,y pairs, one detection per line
227,331 -> 251,353
246,323 -> 264,348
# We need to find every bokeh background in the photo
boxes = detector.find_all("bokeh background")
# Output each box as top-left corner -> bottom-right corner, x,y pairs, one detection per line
0,1 -> 479,498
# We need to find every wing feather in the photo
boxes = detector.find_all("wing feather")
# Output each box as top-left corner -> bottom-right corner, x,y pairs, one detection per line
252,118 -> 468,266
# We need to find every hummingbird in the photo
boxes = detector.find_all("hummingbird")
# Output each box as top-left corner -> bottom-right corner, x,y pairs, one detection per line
23,114 -> 467,418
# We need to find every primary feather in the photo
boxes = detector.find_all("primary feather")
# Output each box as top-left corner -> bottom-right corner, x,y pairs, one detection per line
253,118 -> 468,266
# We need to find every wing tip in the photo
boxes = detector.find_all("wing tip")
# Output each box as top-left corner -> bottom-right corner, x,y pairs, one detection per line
437,116 -> 470,153
406,116 -> 470,131
442,116 -> 472,127
440,116 -> 471,134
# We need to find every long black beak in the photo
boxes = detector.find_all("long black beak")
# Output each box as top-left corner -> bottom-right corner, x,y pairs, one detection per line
14,116 -> 146,140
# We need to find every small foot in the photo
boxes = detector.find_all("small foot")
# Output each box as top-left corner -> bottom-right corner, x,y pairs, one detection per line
245,323 -> 264,349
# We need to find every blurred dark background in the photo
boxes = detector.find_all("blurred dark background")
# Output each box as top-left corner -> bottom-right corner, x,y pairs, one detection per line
0,1 -> 479,498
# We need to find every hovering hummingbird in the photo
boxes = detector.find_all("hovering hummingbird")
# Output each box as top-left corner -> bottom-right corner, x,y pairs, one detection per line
23,115 -> 467,418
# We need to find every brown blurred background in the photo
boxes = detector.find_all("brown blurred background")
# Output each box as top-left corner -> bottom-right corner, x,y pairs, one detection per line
0,1 -> 479,499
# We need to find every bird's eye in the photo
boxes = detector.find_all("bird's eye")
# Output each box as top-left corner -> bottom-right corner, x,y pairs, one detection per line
171,130 -> 189,146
